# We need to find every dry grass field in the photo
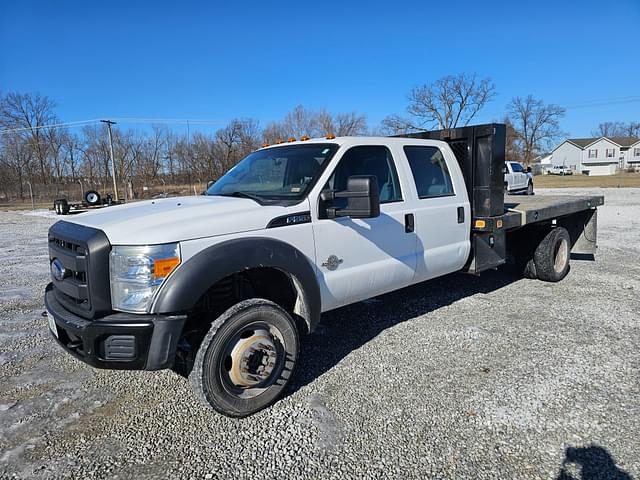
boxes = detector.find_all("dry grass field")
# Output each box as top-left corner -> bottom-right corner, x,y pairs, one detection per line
535,171 -> 640,188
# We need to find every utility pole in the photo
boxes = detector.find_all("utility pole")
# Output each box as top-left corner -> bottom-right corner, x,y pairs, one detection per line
100,120 -> 119,201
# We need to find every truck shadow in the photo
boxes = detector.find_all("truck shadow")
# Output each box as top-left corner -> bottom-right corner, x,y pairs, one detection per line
288,266 -> 520,395
556,445 -> 633,480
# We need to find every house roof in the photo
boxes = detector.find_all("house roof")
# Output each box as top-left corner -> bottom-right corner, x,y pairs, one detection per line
567,138 -> 599,148
558,136 -> 640,150
607,137 -> 639,147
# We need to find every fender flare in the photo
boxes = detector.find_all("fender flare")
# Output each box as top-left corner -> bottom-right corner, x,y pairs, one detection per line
152,237 -> 321,333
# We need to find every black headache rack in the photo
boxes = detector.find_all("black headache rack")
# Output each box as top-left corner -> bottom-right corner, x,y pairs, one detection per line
395,123 -> 507,273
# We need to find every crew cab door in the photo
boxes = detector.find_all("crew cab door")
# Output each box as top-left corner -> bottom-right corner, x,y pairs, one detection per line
504,162 -> 514,190
399,144 -> 471,282
509,162 -> 528,189
312,145 -> 417,311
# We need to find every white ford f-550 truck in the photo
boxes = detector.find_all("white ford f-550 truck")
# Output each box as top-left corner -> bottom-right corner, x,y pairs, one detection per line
45,124 -> 603,417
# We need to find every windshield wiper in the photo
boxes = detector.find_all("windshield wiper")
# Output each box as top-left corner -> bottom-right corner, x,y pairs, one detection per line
214,191 -> 264,203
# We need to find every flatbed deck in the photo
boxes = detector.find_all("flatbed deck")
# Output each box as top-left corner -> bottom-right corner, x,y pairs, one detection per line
503,194 -> 604,229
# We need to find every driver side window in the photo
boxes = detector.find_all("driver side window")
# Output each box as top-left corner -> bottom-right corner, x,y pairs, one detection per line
324,146 -> 402,204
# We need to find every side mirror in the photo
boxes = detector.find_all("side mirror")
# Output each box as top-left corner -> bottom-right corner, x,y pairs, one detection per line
502,165 -> 508,174
526,166 -> 532,173
321,175 -> 380,219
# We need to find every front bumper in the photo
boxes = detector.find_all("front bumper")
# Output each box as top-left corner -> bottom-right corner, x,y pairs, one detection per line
45,284 -> 186,370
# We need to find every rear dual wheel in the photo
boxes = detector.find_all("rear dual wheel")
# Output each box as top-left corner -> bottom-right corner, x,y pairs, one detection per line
189,299 -> 299,417
519,227 -> 571,282
534,227 -> 570,282
526,181 -> 534,195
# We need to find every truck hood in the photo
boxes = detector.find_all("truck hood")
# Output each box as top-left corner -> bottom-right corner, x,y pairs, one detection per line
66,196 -> 295,245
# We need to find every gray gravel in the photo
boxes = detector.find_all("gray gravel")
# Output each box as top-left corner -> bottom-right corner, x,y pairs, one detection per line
1,188 -> 639,479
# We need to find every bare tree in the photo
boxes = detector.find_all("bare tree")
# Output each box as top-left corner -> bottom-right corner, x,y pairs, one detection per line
592,121 -> 625,137
624,121 -> 640,138
317,110 -> 367,136
592,121 -> 640,138
507,95 -> 565,166
0,133 -> 32,199
0,92 -> 59,185
382,74 -> 496,133
283,105 -> 318,138
262,122 -> 288,144
214,118 -> 261,178
503,117 -> 522,162
265,106 -> 368,142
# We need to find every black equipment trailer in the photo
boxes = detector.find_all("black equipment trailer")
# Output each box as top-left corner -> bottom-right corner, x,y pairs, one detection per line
54,190 -> 124,216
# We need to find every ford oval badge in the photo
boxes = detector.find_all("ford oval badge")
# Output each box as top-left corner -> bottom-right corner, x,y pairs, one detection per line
51,258 -> 66,282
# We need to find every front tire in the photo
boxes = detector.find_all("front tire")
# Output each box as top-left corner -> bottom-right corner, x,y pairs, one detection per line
189,299 -> 299,417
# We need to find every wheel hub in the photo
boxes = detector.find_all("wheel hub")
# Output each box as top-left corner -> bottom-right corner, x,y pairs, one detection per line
227,329 -> 278,388
554,238 -> 569,273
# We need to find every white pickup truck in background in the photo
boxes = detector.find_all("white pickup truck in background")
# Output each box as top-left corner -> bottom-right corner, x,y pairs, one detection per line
549,165 -> 573,176
504,161 -> 534,195
45,124 -> 603,417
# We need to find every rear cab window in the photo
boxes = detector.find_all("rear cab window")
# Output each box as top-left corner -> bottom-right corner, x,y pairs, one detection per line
403,146 -> 455,199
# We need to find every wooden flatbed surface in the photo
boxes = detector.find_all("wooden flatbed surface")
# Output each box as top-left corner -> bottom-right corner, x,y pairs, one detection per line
503,194 -> 604,228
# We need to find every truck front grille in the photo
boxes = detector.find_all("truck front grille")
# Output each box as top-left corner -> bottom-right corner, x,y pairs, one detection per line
48,221 -> 112,319
49,235 -> 92,313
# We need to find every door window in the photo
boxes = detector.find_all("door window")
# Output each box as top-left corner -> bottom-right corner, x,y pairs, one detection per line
404,146 -> 454,198
510,162 -> 524,173
325,146 -> 402,204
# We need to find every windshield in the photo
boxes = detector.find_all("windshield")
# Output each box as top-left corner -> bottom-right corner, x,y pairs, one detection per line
206,144 -> 339,201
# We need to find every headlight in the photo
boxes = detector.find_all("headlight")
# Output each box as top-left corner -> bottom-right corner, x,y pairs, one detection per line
109,243 -> 180,313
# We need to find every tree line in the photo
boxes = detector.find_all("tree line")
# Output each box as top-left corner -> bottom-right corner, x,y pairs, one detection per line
2,74 -> 634,203
0,94 -> 369,202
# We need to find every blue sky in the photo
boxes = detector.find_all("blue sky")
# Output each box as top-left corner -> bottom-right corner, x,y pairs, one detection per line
1,0 -> 639,137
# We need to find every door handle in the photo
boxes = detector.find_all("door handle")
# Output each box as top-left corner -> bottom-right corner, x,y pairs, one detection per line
457,206 -> 465,223
405,213 -> 414,233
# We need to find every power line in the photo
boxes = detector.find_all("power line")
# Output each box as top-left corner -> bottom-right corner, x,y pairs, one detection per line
111,117 -> 224,125
0,119 -> 102,134
562,96 -> 640,109
0,117 -> 225,135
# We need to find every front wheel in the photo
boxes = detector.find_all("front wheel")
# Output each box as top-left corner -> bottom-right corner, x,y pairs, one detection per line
189,299 -> 299,417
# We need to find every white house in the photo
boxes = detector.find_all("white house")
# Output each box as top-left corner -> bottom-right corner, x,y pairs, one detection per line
551,136 -> 640,175
628,140 -> 640,170
537,153 -> 553,174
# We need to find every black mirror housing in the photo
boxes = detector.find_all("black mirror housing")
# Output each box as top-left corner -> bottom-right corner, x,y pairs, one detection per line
324,175 -> 380,219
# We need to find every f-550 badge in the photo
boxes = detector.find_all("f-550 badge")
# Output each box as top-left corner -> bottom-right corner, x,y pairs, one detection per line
322,255 -> 343,271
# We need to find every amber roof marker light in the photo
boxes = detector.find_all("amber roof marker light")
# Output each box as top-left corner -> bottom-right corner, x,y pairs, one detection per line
287,137 -> 296,142
326,133 -> 335,139
300,135 -> 310,141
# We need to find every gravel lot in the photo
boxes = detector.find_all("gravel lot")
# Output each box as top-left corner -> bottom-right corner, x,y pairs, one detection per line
1,188 -> 638,479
